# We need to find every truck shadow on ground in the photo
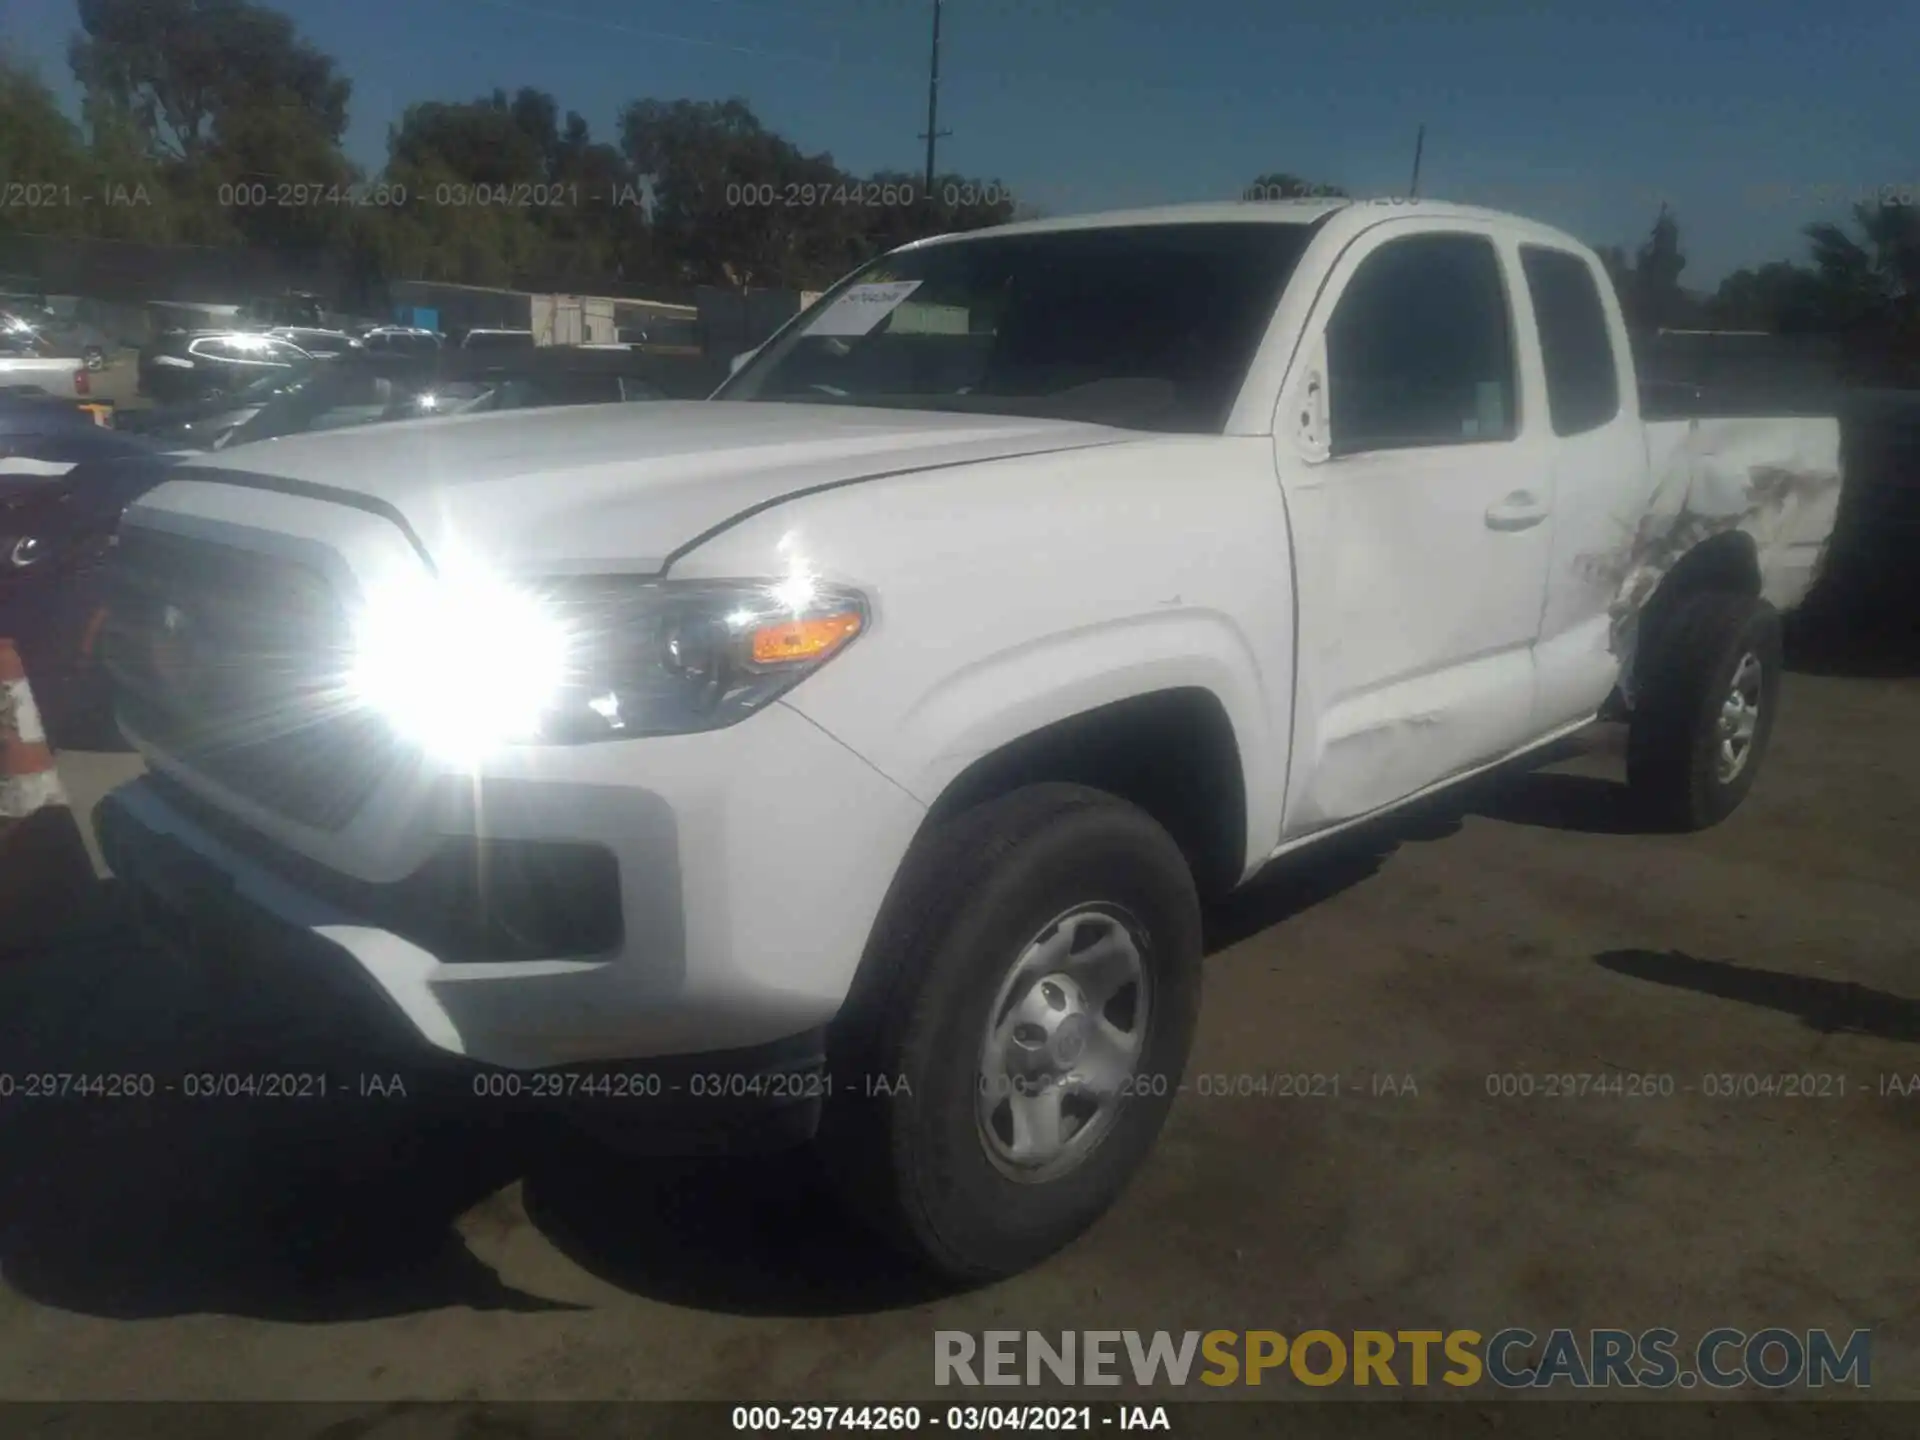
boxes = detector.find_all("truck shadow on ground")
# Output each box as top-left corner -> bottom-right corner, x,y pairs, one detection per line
0,939 -> 590,1324
0,794 -> 1453,1326
0,890 -> 962,1322
1595,948 -> 1920,1044
1,749 -> 1827,1328
1457,765 -> 1655,836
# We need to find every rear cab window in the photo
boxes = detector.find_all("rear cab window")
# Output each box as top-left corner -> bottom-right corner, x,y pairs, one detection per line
1519,245 -> 1621,435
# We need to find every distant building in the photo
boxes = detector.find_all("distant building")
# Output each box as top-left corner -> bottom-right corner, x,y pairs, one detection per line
386,280 -> 700,350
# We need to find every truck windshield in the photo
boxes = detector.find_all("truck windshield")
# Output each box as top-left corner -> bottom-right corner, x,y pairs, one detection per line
716,221 -> 1318,433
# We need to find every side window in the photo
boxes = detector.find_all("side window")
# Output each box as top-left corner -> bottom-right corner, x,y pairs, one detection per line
1326,232 -> 1517,453
1520,245 -> 1621,436
189,338 -> 236,362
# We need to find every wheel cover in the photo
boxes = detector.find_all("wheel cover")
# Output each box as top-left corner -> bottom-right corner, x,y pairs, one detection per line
975,904 -> 1151,1184
1716,650 -> 1764,784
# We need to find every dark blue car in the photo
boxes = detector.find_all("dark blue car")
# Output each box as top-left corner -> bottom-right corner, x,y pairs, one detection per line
0,407 -> 183,748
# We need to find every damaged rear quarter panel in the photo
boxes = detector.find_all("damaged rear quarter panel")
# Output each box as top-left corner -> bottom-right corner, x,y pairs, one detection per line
1579,416 -> 1843,687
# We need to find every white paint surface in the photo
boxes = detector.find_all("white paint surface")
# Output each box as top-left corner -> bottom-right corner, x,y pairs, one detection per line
110,200 -> 1848,1068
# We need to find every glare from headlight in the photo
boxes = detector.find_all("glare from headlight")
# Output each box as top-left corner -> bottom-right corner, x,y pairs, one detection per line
347,566 -> 572,761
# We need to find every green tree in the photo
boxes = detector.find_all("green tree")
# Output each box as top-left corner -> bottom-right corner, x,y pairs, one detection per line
0,54 -> 185,242
1802,201 -> 1920,328
0,57 -> 92,236
1800,199 -> 1920,378
380,87 -> 648,288
69,0 -> 348,162
69,0 -> 355,249
1630,203 -> 1691,330
1704,260 -> 1825,332
620,97 -> 852,289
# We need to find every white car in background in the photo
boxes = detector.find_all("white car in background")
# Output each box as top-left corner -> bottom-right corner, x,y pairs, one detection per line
0,317 -> 102,402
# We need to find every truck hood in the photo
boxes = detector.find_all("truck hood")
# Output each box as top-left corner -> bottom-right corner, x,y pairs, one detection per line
169,401 -> 1134,572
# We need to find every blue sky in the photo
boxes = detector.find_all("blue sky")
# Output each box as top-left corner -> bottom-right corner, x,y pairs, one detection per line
5,0 -> 1915,286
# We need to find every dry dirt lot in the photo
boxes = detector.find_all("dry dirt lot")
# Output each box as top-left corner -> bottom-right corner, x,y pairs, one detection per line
0,652 -> 1914,1416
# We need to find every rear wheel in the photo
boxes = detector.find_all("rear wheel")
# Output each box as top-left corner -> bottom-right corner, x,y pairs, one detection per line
1627,592 -> 1783,831
819,784 -> 1202,1281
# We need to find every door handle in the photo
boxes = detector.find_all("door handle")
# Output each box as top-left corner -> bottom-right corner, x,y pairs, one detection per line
1484,491 -> 1548,531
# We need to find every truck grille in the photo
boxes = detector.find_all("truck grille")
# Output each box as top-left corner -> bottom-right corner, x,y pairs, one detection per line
101,525 -> 399,831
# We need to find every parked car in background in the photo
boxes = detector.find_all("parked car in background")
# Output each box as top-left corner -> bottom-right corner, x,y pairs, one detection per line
1,446 -> 184,749
3,307 -> 109,371
236,292 -> 326,329
455,349 -> 669,407
121,346 -> 671,454
116,360 -> 330,449
266,327 -> 364,358
6,344 -> 674,747
0,393 -> 163,492
361,326 -> 444,357
205,354 -> 442,447
137,330 -> 314,403
0,323 -> 102,402
458,328 -> 536,352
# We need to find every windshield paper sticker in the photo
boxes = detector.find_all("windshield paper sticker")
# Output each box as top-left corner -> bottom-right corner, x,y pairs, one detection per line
804,280 -> 924,337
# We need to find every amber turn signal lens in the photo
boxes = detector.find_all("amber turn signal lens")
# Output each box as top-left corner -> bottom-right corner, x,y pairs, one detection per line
751,611 -> 863,665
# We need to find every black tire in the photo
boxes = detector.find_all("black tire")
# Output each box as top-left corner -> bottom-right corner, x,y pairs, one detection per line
1627,592 -> 1783,831
817,783 -> 1202,1282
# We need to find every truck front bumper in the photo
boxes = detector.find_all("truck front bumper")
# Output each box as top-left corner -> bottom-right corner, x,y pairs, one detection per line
97,701 -> 926,1145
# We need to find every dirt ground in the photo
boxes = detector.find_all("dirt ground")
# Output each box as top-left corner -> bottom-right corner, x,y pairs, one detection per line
0,653 -> 1914,1408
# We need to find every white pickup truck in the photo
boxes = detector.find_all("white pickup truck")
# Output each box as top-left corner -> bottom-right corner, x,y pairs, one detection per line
94,199 -> 1841,1281
0,328 -> 101,403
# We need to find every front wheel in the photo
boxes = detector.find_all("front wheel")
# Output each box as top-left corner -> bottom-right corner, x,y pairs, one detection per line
819,784 -> 1202,1281
1627,592 -> 1783,831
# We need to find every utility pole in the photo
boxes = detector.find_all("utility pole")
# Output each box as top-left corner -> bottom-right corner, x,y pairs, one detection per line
1409,123 -> 1426,197
919,0 -> 951,205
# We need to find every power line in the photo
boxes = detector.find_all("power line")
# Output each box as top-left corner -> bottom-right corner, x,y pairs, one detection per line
402,0 -> 1397,112
919,0 -> 951,196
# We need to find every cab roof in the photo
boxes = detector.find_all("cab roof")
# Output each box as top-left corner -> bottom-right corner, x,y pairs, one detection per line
908,197 -> 1595,259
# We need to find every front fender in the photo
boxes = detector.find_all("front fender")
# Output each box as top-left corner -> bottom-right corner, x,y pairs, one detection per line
880,608 -> 1272,806
671,437 -> 1297,880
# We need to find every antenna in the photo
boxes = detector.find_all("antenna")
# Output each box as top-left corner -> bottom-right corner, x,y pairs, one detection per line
919,0 -> 953,203
1409,123 -> 1426,197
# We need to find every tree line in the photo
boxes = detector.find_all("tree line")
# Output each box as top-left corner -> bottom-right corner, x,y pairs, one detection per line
0,0 -> 1914,371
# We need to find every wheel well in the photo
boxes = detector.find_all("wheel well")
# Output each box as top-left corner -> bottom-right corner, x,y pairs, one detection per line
924,688 -> 1249,899
1631,530 -> 1761,689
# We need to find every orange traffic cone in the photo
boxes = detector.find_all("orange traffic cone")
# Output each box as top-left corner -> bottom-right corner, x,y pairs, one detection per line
1,638 -> 105,954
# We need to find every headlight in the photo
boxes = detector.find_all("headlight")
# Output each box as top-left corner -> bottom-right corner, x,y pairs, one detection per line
346,569 -> 867,760
6,535 -> 45,569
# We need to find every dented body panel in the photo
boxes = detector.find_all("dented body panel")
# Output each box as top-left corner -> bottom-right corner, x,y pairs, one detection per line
1636,419 -> 1841,607
1259,204 -> 1841,843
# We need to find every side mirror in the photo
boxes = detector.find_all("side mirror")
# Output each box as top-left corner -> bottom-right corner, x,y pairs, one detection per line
729,349 -> 757,376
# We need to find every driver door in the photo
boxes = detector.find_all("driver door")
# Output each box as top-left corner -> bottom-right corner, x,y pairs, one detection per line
1274,222 -> 1553,835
